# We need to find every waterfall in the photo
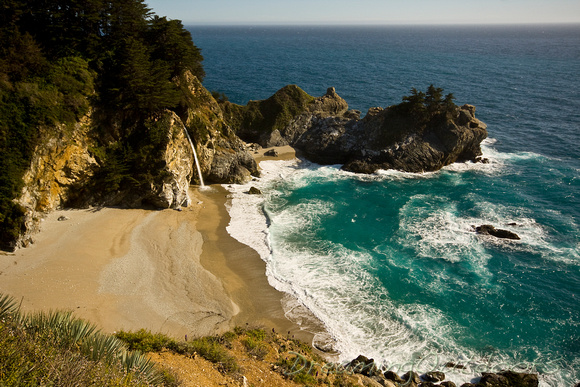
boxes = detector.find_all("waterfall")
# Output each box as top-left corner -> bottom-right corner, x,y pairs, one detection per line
182,125 -> 205,187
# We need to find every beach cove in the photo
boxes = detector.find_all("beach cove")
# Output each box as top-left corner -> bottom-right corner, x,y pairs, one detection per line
0,147 -> 315,344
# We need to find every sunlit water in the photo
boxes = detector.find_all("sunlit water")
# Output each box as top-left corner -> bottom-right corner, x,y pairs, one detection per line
190,25 -> 580,386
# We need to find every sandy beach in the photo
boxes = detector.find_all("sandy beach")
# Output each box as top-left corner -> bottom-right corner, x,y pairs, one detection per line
0,145 -> 315,342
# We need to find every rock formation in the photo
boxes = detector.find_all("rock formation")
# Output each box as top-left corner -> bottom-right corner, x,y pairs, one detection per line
223,86 -> 488,174
475,225 -> 521,240
9,73 -> 258,250
175,72 -> 258,185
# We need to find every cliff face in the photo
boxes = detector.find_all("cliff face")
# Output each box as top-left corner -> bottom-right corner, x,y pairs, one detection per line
177,72 -> 258,184
15,115 -> 98,248
224,87 -> 487,174
10,73 -> 257,250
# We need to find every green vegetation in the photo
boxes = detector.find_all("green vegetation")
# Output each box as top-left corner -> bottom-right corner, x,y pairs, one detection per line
240,328 -> 270,360
221,84 -> 315,142
0,0 -> 205,250
0,293 -> 177,386
397,84 -> 457,122
115,329 -> 239,374
375,84 -> 459,146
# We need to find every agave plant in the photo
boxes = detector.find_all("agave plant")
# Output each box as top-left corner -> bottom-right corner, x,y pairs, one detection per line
121,350 -> 164,385
0,293 -> 20,321
0,293 -> 167,385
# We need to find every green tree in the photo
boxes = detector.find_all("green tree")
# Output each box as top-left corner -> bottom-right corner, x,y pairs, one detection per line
425,84 -> 443,115
101,36 -> 179,113
148,16 -> 205,80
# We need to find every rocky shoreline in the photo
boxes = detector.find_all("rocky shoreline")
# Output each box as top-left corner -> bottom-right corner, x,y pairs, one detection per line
343,354 -> 539,387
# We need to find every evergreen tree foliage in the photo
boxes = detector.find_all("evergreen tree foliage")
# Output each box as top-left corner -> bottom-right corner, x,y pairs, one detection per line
0,0 -> 205,250
398,84 -> 458,121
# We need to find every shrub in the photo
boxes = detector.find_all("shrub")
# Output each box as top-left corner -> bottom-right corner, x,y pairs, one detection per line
115,329 -> 178,353
189,336 -> 239,374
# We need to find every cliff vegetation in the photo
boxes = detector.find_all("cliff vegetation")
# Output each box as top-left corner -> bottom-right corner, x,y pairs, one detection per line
0,0 -> 257,250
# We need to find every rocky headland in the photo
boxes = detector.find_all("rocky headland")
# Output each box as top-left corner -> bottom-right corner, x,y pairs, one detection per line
221,85 -> 488,174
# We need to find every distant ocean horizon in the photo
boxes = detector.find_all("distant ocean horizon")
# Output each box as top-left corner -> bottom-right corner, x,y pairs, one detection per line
188,25 -> 580,386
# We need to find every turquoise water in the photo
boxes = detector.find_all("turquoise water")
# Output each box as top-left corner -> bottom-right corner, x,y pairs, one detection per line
190,25 -> 580,385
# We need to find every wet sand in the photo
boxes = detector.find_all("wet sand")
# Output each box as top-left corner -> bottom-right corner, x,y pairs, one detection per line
0,145 -> 317,343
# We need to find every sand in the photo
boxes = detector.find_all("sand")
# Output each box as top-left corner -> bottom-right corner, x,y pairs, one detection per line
0,146 -> 318,342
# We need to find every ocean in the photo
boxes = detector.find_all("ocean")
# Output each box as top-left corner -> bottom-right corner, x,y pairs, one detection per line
188,25 -> 580,386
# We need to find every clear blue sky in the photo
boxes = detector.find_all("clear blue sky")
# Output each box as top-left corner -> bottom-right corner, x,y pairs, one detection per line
145,0 -> 580,25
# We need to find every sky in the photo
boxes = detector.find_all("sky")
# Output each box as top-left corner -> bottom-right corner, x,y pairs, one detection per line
145,0 -> 580,25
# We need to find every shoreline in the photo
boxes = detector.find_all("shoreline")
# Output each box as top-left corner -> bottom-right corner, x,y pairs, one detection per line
193,184 -> 316,343
0,145 -> 321,346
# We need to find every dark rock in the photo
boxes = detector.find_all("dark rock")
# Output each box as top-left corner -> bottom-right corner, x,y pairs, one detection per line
419,382 -> 437,387
475,225 -> 520,240
369,373 -> 390,387
445,362 -> 467,370
478,371 -> 538,387
424,371 -> 446,382
57,216 -> 69,221
384,370 -> 405,383
403,371 -> 422,386
263,149 -> 279,157
348,355 -> 380,377
460,384 -> 477,387
440,382 -> 457,387
248,187 -> 262,195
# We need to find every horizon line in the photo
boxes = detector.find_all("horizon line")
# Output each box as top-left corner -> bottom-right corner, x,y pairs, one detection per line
182,21 -> 580,27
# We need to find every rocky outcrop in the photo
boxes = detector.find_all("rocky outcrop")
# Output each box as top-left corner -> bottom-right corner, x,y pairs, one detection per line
221,85 -> 351,148
177,72 -> 258,184
295,102 -> 487,173
15,113 -> 98,248
224,86 -> 487,174
344,355 -> 539,387
473,371 -> 539,387
475,225 -> 521,240
140,112 -> 194,208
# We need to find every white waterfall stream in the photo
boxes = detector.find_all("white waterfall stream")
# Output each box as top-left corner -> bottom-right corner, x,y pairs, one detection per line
182,125 -> 205,187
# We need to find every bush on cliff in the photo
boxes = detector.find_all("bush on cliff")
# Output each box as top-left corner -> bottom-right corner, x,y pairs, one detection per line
376,84 -> 458,145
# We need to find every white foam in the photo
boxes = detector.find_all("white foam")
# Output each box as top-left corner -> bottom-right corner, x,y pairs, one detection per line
222,154 -> 577,387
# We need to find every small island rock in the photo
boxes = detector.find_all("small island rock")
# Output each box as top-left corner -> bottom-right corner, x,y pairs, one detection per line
475,225 -> 520,240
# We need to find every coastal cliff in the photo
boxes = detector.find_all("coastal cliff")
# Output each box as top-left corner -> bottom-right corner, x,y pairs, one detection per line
6,73 -> 257,250
222,85 -> 488,173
